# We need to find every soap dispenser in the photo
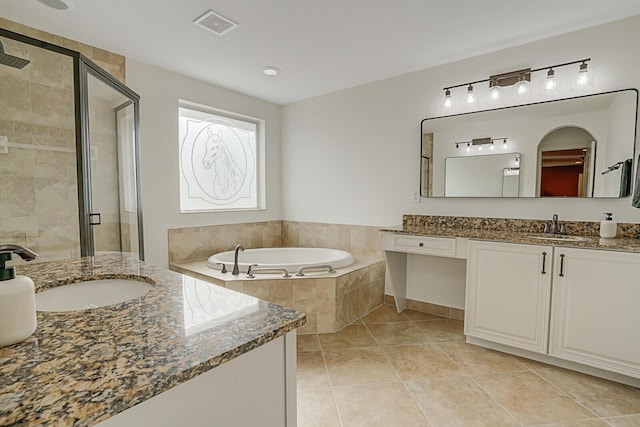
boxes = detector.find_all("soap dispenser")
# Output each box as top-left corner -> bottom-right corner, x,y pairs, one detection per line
600,213 -> 617,239
0,245 -> 38,347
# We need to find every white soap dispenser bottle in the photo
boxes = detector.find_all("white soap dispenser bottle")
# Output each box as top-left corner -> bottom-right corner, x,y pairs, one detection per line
599,213 -> 617,239
0,245 -> 38,347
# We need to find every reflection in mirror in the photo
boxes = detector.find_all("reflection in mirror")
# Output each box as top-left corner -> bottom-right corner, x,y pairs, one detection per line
421,89 -> 638,198
444,153 -> 520,197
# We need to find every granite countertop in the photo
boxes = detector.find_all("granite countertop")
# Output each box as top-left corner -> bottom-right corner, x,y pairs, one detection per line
0,252 -> 305,426
380,225 -> 640,253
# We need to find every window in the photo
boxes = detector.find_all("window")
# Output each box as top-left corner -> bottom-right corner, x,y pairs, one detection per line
178,101 -> 264,212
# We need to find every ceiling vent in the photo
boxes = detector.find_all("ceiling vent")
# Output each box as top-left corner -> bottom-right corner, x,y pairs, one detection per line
193,10 -> 238,36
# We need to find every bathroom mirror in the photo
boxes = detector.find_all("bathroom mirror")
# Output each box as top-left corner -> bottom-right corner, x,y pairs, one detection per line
420,89 -> 638,198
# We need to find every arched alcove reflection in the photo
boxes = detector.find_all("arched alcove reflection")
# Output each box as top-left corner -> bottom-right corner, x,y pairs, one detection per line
536,126 -> 596,197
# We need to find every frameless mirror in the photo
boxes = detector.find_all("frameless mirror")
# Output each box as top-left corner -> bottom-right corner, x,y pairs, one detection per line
420,89 -> 638,198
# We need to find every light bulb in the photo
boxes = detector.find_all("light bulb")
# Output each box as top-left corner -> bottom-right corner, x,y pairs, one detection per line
502,139 -> 508,149
478,145 -> 483,151
543,68 -> 559,94
576,62 -> 591,88
488,84 -> 502,103
489,141 -> 495,150
514,76 -> 529,99
466,143 -> 471,152
466,84 -> 476,105
443,89 -> 453,109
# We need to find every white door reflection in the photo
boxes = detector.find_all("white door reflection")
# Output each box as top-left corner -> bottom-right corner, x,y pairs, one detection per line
182,277 -> 260,336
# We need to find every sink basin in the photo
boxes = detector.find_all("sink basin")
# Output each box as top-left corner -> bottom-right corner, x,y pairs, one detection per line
528,235 -> 590,242
36,278 -> 153,312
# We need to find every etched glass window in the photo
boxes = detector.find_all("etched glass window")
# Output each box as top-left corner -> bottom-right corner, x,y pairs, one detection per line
178,102 -> 264,212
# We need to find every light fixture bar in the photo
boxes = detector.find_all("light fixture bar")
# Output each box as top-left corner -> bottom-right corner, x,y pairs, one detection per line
454,137 -> 508,147
442,58 -> 590,91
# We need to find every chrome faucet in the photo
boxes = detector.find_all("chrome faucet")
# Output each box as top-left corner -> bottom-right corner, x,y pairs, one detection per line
232,245 -> 244,275
0,244 -> 38,261
550,214 -> 559,234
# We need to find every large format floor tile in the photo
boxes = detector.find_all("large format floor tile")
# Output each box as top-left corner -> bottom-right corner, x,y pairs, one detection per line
332,382 -> 428,427
296,305 -> 640,427
473,371 -> 597,425
407,376 -> 520,427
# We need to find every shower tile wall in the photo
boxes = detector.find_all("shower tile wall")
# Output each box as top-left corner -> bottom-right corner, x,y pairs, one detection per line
0,19 -> 126,261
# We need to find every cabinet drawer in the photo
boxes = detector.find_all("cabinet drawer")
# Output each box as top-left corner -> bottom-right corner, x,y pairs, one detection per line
384,233 -> 456,257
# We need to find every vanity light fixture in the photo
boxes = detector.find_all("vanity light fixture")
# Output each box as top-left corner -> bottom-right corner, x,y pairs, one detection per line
543,68 -> 559,93
514,74 -> 530,99
465,84 -> 476,105
444,89 -> 453,109
575,61 -> 591,88
456,137 -> 507,152
442,58 -> 591,109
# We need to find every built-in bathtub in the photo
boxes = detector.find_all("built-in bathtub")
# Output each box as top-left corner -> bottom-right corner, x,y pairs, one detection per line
207,247 -> 354,275
172,247 -> 384,334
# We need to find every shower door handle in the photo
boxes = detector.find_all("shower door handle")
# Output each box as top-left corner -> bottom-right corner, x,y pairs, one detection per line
89,213 -> 101,226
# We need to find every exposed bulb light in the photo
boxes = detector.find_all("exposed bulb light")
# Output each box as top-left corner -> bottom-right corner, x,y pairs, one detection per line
488,84 -> 502,103
478,145 -> 483,151
466,84 -> 476,105
489,141 -> 495,150
443,89 -> 453,109
263,66 -> 280,76
543,68 -> 559,93
514,75 -> 530,99
502,139 -> 508,149
576,61 -> 591,88
466,143 -> 471,152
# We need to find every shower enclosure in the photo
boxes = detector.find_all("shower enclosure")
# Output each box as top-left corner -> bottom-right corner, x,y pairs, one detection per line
0,27 -> 143,261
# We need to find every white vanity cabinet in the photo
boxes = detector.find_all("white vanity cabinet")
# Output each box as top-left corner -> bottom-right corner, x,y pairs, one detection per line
465,240 -> 553,354
549,247 -> 640,378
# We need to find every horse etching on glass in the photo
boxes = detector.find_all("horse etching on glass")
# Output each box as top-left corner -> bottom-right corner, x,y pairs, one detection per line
202,128 -> 243,199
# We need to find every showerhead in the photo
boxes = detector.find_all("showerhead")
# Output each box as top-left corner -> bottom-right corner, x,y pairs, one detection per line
0,41 -> 30,69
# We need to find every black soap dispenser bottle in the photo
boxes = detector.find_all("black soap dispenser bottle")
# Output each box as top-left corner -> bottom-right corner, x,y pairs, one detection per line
0,245 -> 38,346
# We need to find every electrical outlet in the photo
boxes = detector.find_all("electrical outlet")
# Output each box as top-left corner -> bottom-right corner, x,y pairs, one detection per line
0,136 -> 8,154
411,191 -> 421,203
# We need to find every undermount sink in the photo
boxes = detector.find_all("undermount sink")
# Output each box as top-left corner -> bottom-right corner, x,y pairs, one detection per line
36,278 -> 153,312
528,235 -> 590,242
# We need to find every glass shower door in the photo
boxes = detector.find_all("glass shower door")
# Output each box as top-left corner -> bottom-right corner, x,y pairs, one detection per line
85,70 -> 143,258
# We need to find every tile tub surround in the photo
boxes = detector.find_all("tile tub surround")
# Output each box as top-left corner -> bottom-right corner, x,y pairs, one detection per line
168,220 -> 385,265
171,257 -> 386,334
1,253 -> 305,426
384,215 -> 640,253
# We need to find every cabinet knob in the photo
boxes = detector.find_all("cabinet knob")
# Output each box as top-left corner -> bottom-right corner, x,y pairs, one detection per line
419,242 -> 424,247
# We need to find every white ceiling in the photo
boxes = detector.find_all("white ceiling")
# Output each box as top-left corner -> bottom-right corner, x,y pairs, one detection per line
2,0 -> 640,105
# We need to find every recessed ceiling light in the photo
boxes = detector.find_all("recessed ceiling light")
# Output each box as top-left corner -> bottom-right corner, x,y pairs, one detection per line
263,66 -> 280,76
37,0 -> 75,10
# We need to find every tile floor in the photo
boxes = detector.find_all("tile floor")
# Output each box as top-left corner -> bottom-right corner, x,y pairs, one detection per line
296,304 -> 640,427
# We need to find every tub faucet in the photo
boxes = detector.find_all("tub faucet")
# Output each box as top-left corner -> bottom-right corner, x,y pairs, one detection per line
232,245 -> 244,275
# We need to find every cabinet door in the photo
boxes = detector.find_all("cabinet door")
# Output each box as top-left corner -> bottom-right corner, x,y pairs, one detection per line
465,241 -> 553,353
550,247 -> 640,378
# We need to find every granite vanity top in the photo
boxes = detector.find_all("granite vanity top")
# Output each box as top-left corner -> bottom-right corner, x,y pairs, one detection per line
381,215 -> 640,253
0,252 -> 305,426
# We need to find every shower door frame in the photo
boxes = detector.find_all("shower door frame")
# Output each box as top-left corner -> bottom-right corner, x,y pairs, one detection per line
0,27 -> 144,260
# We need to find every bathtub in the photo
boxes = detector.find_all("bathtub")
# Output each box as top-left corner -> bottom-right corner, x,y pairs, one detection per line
207,247 -> 354,275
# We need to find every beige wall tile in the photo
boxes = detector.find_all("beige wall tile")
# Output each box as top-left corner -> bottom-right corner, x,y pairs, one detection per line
30,83 -> 74,129
28,45 -> 68,89
0,76 -> 31,122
